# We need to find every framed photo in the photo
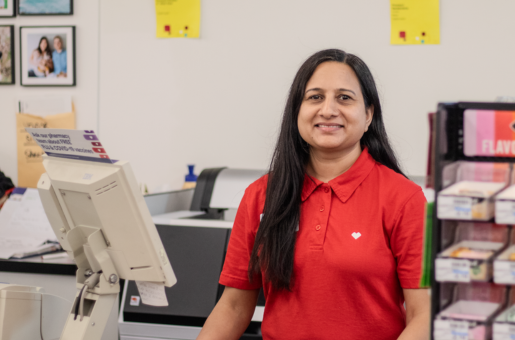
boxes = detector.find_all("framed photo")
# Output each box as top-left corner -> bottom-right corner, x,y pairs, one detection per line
20,26 -> 76,87
0,0 -> 16,17
18,0 -> 72,15
0,25 -> 14,85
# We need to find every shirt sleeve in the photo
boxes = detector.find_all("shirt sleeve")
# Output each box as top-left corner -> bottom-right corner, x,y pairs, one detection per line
219,189 -> 263,290
62,51 -> 67,73
390,189 -> 427,289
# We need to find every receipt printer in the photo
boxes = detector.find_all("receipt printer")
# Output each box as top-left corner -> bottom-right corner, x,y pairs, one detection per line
119,168 -> 266,340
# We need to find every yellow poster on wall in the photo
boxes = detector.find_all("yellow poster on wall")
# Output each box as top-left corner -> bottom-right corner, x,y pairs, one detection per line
155,0 -> 201,38
390,0 -> 440,45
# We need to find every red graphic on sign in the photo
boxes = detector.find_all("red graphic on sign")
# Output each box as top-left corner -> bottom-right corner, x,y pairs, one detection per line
99,155 -> 110,159
92,148 -> 106,154
164,25 -> 170,34
91,142 -> 102,147
399,31 -> 406,41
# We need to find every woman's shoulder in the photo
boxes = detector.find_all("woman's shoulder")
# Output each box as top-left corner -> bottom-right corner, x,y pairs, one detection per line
233,175 -> 268,230
373,162 -> 422,199
239,174 -> 268,211
244,174 -> 268,200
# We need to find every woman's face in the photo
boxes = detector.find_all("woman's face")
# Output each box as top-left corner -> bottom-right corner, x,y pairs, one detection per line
40,39 -> 48,51
297,62 -> 373,155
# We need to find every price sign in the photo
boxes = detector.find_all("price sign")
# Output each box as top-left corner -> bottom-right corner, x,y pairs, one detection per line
434,319 -> 469,340
496,200 -> 515,224
493,323 -> 515,340
494,261 -> 515,284
436,258 -> 470,282
438,196 -> 472,220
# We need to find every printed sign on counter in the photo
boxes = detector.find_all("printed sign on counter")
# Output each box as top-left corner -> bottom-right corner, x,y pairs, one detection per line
433,319 -> 468,340
436,258 -> 471,282
25,128 -> 112,164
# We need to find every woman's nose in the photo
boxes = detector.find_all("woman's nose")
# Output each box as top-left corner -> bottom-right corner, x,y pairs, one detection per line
320,98 -> 338,118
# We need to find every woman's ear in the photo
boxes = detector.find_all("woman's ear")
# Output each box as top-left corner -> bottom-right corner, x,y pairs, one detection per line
364,105 -> 374,132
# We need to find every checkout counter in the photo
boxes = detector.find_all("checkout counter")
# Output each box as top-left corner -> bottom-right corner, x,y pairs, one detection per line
0,167 -> 265,340
119,168 -> 266,340
0,232 -> 119,340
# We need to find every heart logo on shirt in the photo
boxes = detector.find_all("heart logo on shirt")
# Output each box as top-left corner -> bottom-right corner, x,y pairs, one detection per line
351,232 -> 361,240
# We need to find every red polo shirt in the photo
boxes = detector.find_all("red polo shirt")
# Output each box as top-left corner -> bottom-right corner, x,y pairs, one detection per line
219,148 -> 426,340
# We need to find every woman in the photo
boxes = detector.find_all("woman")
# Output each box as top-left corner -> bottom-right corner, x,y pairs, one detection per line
29,36 -> 53,77
198,49 -> 429,340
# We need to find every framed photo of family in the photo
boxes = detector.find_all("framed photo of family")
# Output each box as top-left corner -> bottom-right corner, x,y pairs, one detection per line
0,0 -> 16,17
20,26 -> 75,86
0,25 -> 14,84
18,0 -> 72,16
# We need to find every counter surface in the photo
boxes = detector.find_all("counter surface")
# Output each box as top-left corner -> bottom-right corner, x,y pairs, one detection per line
0,257 -> 76,276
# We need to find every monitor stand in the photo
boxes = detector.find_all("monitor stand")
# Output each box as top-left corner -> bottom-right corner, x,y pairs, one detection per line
60,225 -> 120,340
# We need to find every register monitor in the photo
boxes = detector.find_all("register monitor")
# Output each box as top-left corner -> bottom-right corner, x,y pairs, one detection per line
36,155 -> 177,340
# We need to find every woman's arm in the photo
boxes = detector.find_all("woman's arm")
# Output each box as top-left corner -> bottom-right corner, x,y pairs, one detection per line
397,288 -> 430,340
197,286 -> 260,340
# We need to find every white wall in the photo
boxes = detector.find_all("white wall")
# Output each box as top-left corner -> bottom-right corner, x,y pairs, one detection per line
0,0 -> 100,185
3,0 -> 515,190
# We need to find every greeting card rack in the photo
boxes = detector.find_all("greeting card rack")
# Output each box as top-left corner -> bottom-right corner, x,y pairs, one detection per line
432,102 -> 515,340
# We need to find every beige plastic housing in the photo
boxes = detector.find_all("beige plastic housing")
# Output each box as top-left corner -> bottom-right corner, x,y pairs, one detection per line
37,155 -> 177,340
0,285 -> 42,340
0,284 -> 70,340
38,155 -> 176,286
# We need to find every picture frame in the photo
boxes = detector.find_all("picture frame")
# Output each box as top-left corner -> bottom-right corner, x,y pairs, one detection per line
20,26 -> 76,87
0,25 -> 14,85
18,0 -> 72,16
0,0 -> 16,18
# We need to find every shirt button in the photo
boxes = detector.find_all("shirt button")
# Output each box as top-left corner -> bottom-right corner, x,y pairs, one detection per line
320,206 -> 325,212
324,187 -> 329,193
315,225 -> 321,231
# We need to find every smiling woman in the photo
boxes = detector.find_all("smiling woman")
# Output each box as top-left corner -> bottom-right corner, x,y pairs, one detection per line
298,62 -> 374,179
197,49 -> 429,340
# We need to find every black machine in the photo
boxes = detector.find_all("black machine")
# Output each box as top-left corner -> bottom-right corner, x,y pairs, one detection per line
119,168 -> 266,340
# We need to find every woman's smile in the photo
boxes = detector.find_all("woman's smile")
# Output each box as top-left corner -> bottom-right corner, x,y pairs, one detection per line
314,123 -> 344,133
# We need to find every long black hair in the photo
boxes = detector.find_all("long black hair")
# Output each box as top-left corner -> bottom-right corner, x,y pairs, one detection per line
37,36 -> 51,56
248,49 -> 405,291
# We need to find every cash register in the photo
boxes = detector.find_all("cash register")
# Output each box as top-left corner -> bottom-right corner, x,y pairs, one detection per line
119,168 -> 266,340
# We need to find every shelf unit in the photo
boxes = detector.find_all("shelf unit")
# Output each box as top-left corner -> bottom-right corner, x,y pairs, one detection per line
431,102 -> 515,339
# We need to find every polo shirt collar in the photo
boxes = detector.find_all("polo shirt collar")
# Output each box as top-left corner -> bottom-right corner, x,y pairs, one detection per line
301,147 -> 376,203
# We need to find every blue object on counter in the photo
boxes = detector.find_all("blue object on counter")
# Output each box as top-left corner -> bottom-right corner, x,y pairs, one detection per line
185,165 -> 198,183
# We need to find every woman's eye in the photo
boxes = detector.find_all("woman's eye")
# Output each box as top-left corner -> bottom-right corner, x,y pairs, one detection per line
309,95 -> 322,100
338,95 -> 350,100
